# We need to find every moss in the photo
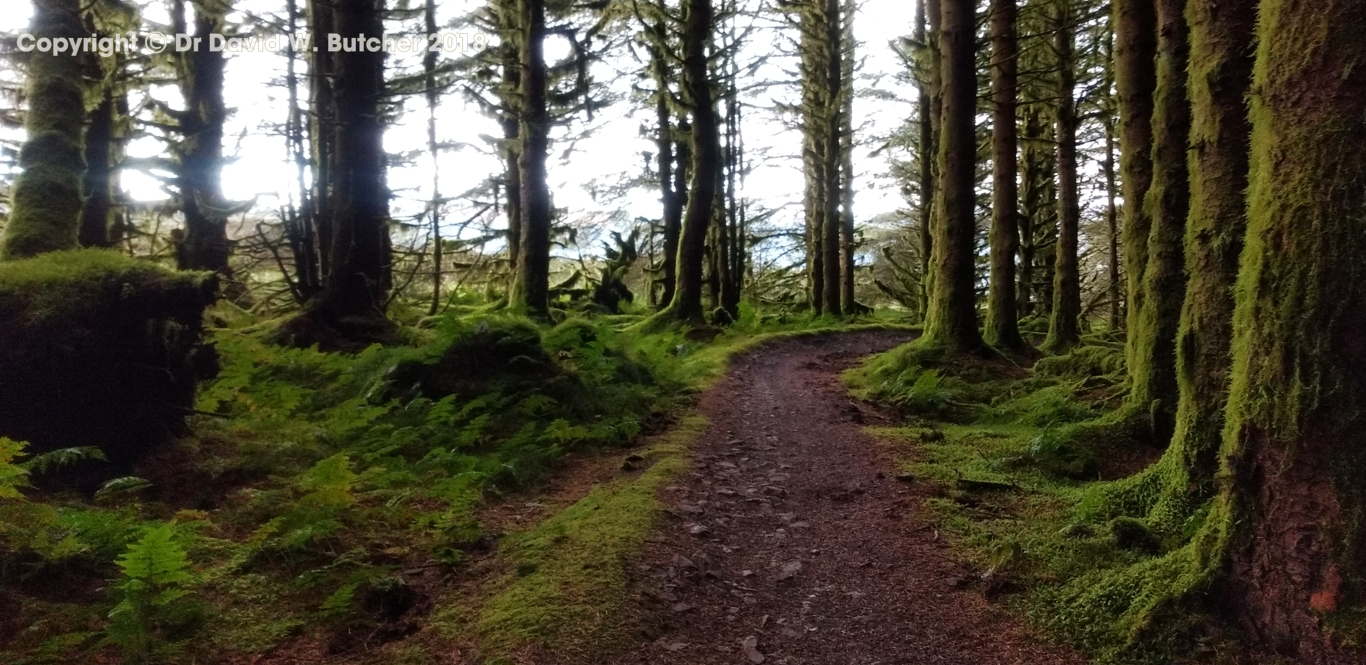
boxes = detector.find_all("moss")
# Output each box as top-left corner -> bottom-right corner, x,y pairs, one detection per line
0,249 -> 217,461
1035,344 -> 1125,380
1,0 -> 87,260
471,415 -> 703,660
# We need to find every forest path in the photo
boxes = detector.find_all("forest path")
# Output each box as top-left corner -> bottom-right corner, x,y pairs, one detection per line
600,330 -> 1083,665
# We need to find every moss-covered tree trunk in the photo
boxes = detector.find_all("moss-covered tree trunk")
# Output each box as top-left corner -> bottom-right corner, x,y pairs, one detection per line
1113,0 -> 1156,378
1044,0 -> 1080,354
1126,0 -> 1189,441
510,0 -> 552,318
1211,0 -> 1366,654
921,0 -> 982,351
984,0 -> 1024,352
1113,0 -> 1256,544
1,0 -> 85,260
661,0 -> 720,324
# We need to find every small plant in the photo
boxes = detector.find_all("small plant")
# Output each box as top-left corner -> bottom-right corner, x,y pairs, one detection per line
106,523 -> 202,660
0,437 -> 27,499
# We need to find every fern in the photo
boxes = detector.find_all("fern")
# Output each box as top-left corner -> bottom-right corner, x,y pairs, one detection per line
94,476 -> 153,503
299,453 -> 358,511
106,523 -> 198,660
22,446 -> 106,476
0,437 -> 28,499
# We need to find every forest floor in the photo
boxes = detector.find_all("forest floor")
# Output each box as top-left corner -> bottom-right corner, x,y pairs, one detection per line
573,330 -> 1084,665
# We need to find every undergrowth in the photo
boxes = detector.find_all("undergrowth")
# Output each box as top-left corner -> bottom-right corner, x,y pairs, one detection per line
850,341 -> 1241,665
0,303 -> 912,664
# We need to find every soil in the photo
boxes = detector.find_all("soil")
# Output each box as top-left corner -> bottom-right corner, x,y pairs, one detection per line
600,330 -> 1085,665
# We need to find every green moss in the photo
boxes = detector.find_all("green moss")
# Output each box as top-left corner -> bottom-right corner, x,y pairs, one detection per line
471,415 -> 703,659
1,0 -> 87,260
1035,344 -> 1125,379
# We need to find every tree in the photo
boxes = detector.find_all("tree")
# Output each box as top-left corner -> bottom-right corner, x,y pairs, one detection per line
1,0 -> 85,260
1115,0 -> 1255,545
1111,0 -> 1155,379
509,0 -> 553,318
837,0 -> 857,314
1208,0 -> 1366,655
1042,0 -> 1080,353
168,0 -> 234,280
920,0 -> 981,350
293,0 -> 394,341
983,0 -> 1024,351
1127,0 -> 1189,440
658,0 -> 721,324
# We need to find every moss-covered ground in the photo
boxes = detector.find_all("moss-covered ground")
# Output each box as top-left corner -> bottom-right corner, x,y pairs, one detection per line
0,300 -> 914,665
848,340 -> 1256,665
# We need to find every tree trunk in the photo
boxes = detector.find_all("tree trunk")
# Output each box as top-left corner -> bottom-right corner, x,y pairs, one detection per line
511,0 -> 552,318
1101,23 -> 1120,332
921,0 -> 943,316
838,0 -> 856,313
820,0 -> 843,317
174,0 -> 234,280
922,0 -> 982,351
79,89 -> 117,248
307,0 -> 335,281
984,0 -> 1023,351
1127,0 -> 1190,442
652,22 -> 682,309
1044,0 -> 1081,353
1213,1 -> 1366,656
2,0 -> 85,260
1130,0 -> 1256,544
661,0 -> 720,324
914,0 -> 933,321
1113,0 -> 1157,386
310,0 -> 391,327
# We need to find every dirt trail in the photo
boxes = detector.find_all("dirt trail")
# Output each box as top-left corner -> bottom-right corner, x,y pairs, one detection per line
605,330 -> 1084,665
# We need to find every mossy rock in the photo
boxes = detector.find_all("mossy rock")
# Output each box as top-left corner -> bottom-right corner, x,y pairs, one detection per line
0,249 -> 218,463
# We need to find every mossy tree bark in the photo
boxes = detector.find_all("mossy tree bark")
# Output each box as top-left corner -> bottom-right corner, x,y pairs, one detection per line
510,0 -> 552,318
660,0 -> 720,324
921,0 -> 982,351
308,0 -> 392,331
1112,0 -> 1156,379
1144,0 -> 1255,532
1126,0 -> 1189,442
984,0 -> 1025,352
1211,0 -> 1366,654
1043,0 -> 1081,354
1,0 -> 85,260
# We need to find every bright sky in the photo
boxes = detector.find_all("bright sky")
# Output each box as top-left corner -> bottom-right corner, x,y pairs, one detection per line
0,0 -> 916,252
